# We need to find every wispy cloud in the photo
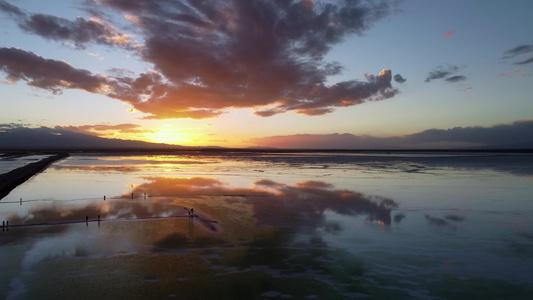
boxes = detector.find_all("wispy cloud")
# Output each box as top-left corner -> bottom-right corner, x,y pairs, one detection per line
502,44 -> 533,59
0,0 -> 24,18
425,64 -> 467,83
0,1 -> 133,49
445,75 -> 466,83
443,30 -> 453,37
500,43 -> 533,77
514,57 -> 533,65
1,0 -> 403,119
501,43 -> 533,67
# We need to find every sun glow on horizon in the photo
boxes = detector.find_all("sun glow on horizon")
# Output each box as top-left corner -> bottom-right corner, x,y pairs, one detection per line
144,125 -> 196,145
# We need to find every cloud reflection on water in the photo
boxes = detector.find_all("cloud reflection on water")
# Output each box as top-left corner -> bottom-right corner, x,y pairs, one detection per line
1,175 -> 398,298
124,176 -> 396,227
4,175 -> 396,245
2,154 -> 533,299
250,179 -> 396,227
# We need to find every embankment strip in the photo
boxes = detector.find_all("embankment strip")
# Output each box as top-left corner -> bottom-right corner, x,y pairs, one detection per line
0,153 -> 69,200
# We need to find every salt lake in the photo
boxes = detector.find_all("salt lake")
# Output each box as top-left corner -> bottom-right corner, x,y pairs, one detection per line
1,152 -> 532,299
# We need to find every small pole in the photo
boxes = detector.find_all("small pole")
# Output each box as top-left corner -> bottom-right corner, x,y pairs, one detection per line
144,192 -> 146,200
86,216 -> 88,225
20,198 -> 22,205
98,215 -> 100,222
131,193 -> 134,199
104,195 -> 106,201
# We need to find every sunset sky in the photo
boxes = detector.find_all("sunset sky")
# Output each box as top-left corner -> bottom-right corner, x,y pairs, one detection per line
1,0 -> 532,149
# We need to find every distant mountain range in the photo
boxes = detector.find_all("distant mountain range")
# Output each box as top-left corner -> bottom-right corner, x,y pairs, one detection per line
1,124 -> 532,151
0,126 -> 178,150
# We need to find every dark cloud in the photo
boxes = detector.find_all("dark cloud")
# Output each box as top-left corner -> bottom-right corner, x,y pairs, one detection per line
2,0 -> 403,119
0,1 -> 132,49
252,120 -> 533,149
501,44 -> 533,67
0,47 -> 107,94
393,74 -> 406,83
0,0 -> 25,18
117,0 -> 401,119
424,64 -> 467,84
445,75 -> 466,83
20,15 -> 132,49
0,47 -> 163,102
502,44 -> 533,58
514,57 -> 533,65
424,64 -> 460,82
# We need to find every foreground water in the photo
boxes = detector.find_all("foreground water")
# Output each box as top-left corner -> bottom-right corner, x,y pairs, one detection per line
1,152 -> 532,299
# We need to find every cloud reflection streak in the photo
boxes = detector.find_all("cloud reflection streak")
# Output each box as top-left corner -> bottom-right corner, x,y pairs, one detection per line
6,176 -> 396,230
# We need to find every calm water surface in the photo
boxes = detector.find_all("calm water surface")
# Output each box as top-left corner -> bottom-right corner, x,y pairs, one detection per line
0,154 -> 53,174
1,153 -> 532,299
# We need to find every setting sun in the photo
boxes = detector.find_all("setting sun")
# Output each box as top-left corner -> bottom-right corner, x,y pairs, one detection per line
146,126 -> 194,145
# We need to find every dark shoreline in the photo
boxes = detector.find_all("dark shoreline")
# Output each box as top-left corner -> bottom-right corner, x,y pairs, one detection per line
0,152 -> 69,200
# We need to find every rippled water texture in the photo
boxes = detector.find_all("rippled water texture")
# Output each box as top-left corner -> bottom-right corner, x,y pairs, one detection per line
1,152 -> 532,299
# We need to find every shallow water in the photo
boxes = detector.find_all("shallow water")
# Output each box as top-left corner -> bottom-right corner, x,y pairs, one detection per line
1,152 -> 532,299
0,154 -> 53,174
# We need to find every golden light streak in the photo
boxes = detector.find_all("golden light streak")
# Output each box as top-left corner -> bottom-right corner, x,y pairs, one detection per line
105,34 -> 133,46
124,14 -> 140,25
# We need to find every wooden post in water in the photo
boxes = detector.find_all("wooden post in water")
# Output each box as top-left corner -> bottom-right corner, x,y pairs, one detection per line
104,195 -> 106,200
86,216 -> 88,225
131,192 -> 134,199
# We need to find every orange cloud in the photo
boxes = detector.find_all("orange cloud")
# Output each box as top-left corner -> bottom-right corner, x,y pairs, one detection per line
444,30 -> 453,37
55,123 -> 147,137
499,69 -> 531,78
0,0 -> 403,120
